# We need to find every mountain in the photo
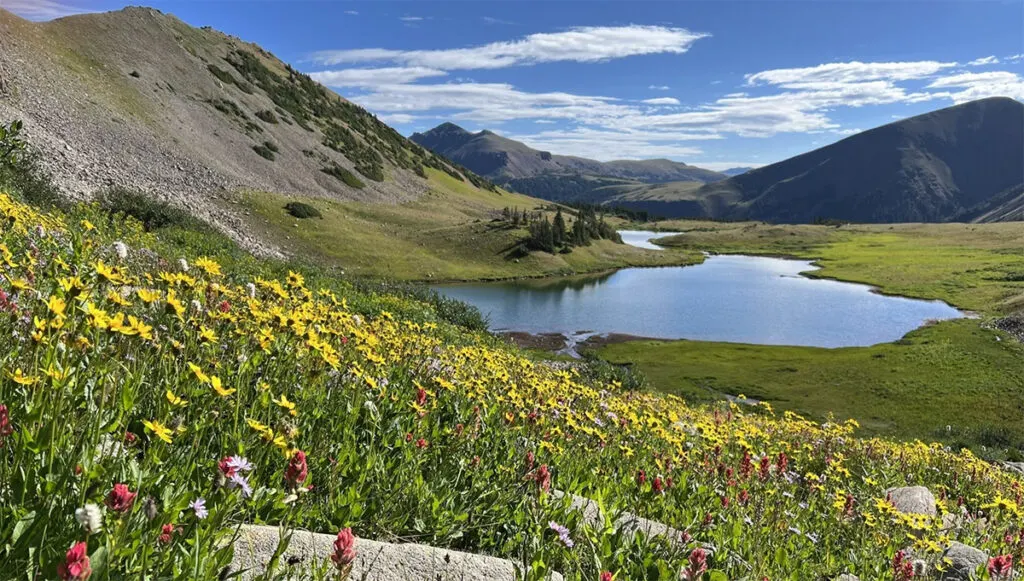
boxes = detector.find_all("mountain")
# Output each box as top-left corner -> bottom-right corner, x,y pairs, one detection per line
0,6 -> 495,254
721,167 -> 754,177
410,123 -> 726,202
621,97 -> 1024,223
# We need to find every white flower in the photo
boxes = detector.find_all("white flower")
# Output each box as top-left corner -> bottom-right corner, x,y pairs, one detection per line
112,241 -> 128,260
245,282 -> 256,298
190,299 -> 203,313
351,315 -> 362,327
912,560 -> 927,576
75,504 -> 103,533
177,258 -> 189,272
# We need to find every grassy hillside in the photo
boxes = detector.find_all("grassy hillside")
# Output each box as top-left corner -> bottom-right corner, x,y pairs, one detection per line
0,189 -> 1020,580
238,169 -> 699,281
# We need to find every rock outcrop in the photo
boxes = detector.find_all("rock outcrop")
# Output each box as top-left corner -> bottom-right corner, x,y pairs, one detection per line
231,525 -> 564,581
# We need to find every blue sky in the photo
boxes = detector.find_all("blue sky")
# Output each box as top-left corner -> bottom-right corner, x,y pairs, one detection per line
8,1 -> 1024,170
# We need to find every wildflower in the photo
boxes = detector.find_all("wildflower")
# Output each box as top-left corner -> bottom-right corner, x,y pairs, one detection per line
229,473 -> 253,498
285,450 -> 309,488
549,520 -> 574,548
74,504 -> 103,533
177,258 -> 189,272
415,438 -> 428,449
680,548 -> 708,580
331,527 -> 357,569
534,464 -> 551,493
9,368 -> 38,386
273,393 -> 297,416
0,404 -> 13,439
143,419 -> 174,444
988,555 -> 1013,580
600,573 -> 613,581
211,376 -> 235,397
57,541 -> 91,581
105,483 -> 136,513
112,241 -> 128,261
245,282 -> 257,298
637,469 -> 647,487
165,389 -> 188,407
158,523 -> 176,544
190,498 -> 208,519
893,550 -> 914,581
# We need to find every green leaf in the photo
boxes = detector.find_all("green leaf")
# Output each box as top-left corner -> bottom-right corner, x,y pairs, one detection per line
11,511 -> 35,543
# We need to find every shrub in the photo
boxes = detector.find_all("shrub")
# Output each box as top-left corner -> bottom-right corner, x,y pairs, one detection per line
284,201 -> 322,219
252,143 -> 276,160
96,186 -> 202,231
321,163 -> 364,189
263,140 -> 279,153
255,110 -> 278,124
129,70 -> 140,78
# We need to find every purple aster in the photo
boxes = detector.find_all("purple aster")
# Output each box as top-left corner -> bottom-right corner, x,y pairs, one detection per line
227,455 -> 253,473
229,473 -> 253,498
190,498 -> 208,519
548,521 -> 574,548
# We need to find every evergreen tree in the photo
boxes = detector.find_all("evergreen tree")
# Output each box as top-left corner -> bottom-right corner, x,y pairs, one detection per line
553,208 -> 566,248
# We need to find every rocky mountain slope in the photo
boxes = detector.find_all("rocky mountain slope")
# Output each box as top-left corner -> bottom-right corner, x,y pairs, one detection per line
621,97 -> 1024,223
0,6 -> 493,253
410,122 -> 726,203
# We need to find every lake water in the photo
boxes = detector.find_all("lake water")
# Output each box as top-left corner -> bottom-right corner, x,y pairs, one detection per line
433,251 -> 964,348
617,230 -> 682,250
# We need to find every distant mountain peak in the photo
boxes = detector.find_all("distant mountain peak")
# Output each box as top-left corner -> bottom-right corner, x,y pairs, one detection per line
411,123 -> 727,203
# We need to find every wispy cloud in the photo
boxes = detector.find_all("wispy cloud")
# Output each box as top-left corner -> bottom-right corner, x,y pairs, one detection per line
648,85 -> 671,91
310,67 -> 448,87
1005,54 -> 1024,63
968,55 -> 999,66
482,16 -> 516,25
344,10 -> 358,16
641,97 -> 681,105
399,16 -> 424,22
311,25 -> 709,70
926,71 -> 1024,102
3,0 -> 92,20
745,60 -> 958,88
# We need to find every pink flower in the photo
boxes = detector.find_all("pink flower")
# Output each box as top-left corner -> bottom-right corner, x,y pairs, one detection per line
285,450 -> 308,487
535,464 -> 551,493
0,404 -> 12,441
331,528 -> 357,569
105,483 -> 136,513
988,555 -> 1013,580
57,541 -> 91,580
600,572 -> 613,581
680,547 -> 708,580
158,523 -> 176,545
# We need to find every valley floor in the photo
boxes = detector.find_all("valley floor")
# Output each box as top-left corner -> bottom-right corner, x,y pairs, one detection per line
587,220 -> 1024,457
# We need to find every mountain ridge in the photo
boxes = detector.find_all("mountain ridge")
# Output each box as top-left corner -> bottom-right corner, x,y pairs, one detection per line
410,122 -> 727,203
616,97 -> 1024,223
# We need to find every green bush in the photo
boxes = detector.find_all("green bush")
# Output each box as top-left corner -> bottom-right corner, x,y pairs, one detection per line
284,201 -> 322,219
263,140 -> 279,153
96,186 -> 203,231
321,163 -> 364,188
255,109 -> 278,124
252,143 -> 276,160
0,122 -> 63,209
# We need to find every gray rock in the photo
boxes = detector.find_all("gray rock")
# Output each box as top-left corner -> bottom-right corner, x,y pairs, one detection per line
886,486 -> 937,517
230,525 -> 563,581
1002,461 -> 1024,475
937,542 -> 988,581
553,490 -> 689,547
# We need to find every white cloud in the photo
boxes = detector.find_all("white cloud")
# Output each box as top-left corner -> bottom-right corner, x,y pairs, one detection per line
399,16 -> 424,22
3,0 -> 91,20
832,128 -> 862,136
648,85 -> 671,90
968,56 -> 999,66
927,71 -> 1024,102
378,113 -> 419,125
344,10 -> 358,15
482,16 -> 516,25
1005,54 -> 1024,63
534,119 -> 556,124
311,67 -> 448,87
641,97 -> 681,105
311,25 -> 708,70
509,127 -> 709,161
745,60 -> 958,87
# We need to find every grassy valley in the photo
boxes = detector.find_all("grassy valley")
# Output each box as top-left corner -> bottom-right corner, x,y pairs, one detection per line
593,220 -> 1024,455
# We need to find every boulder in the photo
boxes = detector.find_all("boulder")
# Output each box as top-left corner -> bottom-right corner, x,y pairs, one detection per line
230,525 -> 563,581
553,490 -> 689,547
886,486 -> 937,517
937,542 -> 988,581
